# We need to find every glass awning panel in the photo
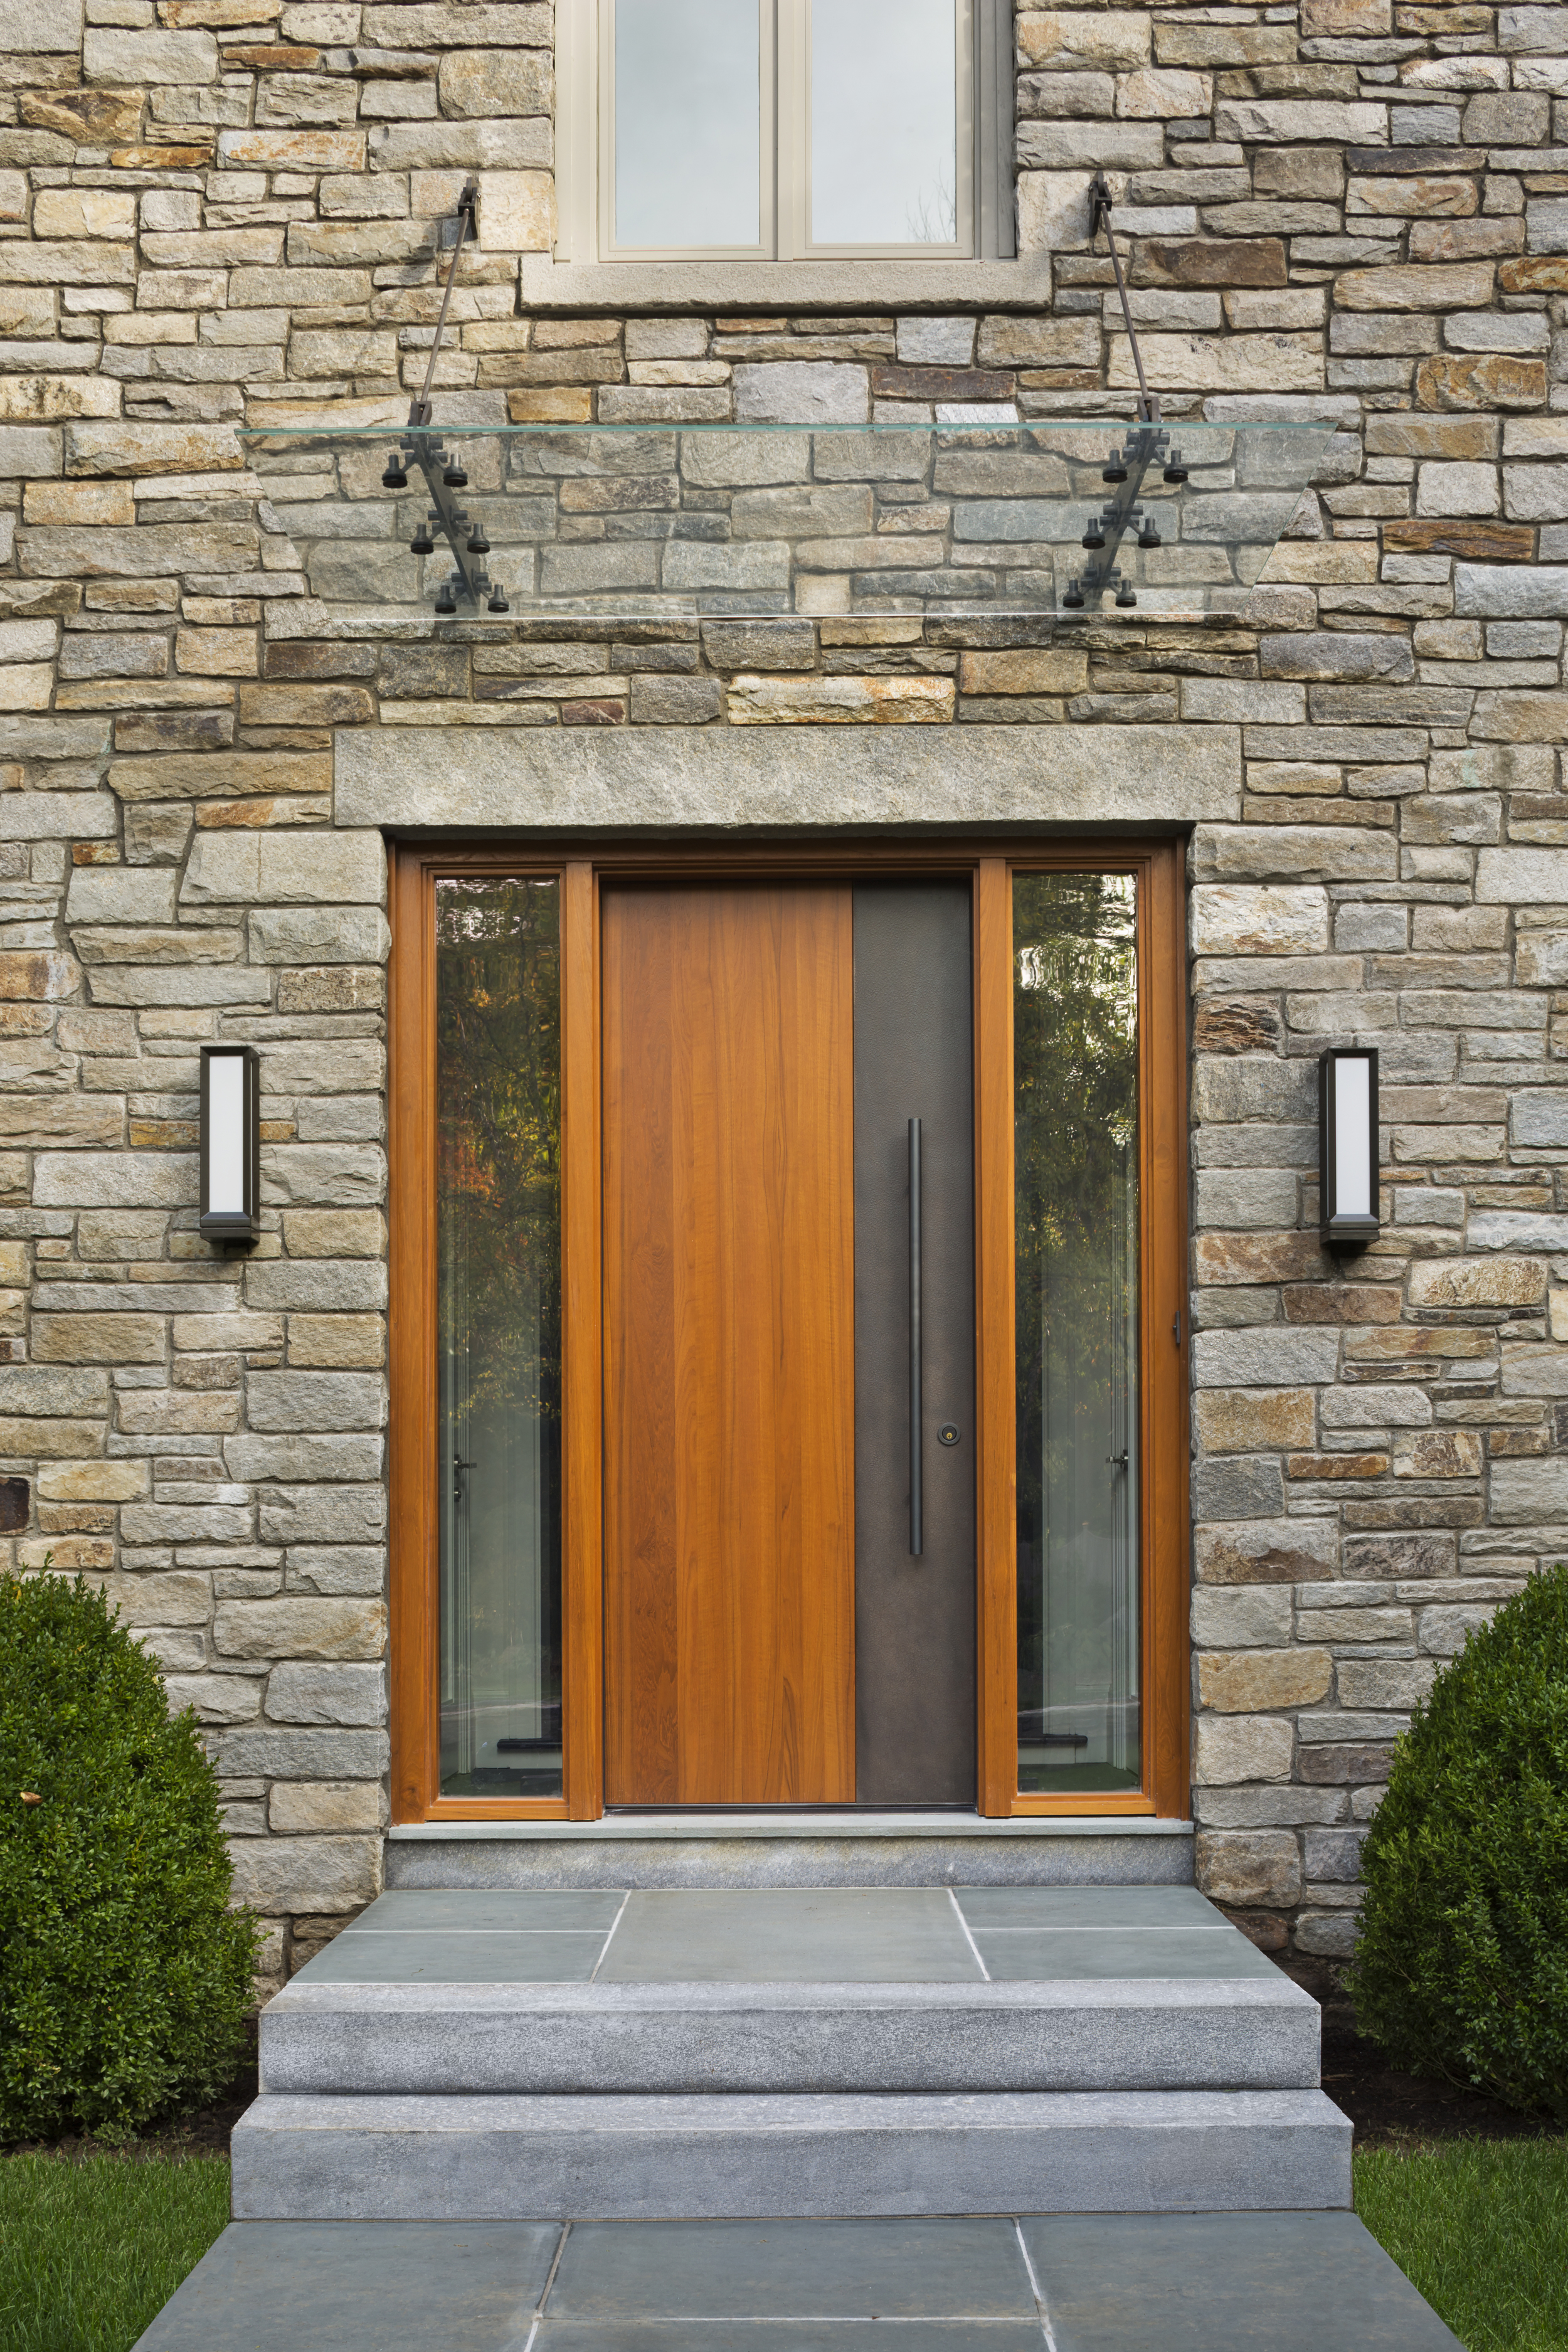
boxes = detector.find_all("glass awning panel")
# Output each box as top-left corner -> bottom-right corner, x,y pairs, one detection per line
239,418 -> 1337,623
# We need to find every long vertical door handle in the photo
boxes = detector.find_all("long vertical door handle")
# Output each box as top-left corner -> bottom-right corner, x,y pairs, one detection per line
909,1116 -> 923,1557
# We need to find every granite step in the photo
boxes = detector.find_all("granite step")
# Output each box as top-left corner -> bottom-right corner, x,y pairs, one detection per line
231,2087 -> 1352,2221
260,1976 -> 1321,2097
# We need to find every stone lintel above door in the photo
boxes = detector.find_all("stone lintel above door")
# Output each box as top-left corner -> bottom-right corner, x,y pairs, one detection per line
334,723 -> 1242,834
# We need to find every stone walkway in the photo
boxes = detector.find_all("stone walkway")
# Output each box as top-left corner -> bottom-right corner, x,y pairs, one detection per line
135,2212 -> 1461,2349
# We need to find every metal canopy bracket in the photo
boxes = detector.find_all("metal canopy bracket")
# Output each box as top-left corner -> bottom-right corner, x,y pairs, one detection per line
1059,176 -> 1173,617
382,181 -> 510,615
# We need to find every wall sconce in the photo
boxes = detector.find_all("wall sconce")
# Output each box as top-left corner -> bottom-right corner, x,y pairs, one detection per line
1319,1046 -> 1379,1252
199,1044 -> 261,1245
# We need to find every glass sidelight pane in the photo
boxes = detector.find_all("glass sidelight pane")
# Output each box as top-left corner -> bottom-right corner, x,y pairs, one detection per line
614,0 -> 762,250
437,878 -> 563,1799
1014,875 -> 1141,1795
810,0 -> 958,246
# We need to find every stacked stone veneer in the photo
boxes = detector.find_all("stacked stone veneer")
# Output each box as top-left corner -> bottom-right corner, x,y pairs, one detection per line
2,0 -> 1568,1988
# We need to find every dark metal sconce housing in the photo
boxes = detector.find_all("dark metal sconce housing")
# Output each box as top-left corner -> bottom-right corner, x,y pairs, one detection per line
199,1044 -> 262,1245
1319,1046 -> 1380,1252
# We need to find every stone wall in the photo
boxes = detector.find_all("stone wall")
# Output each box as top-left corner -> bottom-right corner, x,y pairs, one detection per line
1,0 -> 1566,1986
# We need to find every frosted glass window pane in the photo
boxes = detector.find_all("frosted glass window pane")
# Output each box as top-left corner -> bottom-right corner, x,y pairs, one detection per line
1335,1057 -> 1372,1217
207,1056 -> 246,1215
615,0 -> 761,249
437,877 -> 563,1801
1014,875 -> 1141,1798
811,0 -> 958,245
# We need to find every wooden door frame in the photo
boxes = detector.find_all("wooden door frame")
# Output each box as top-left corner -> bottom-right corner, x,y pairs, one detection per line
389,837 -> 1189,1825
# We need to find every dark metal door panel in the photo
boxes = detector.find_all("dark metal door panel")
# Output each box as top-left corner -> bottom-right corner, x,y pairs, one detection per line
853,884 -> 977,1806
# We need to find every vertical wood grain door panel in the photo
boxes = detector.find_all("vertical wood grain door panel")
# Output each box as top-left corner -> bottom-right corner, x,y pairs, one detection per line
603,882 -> 856,1805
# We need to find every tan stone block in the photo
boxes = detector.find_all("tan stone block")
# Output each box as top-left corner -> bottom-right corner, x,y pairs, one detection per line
109,751 -> 331,801
506,388 -> 593,423
956,649 -> 1089,696
1415,354 -> 1546,410
1337,263 -> 1495,312
1195,1518 -> 1340,1586
1347,176 -> 1476,218
31,1313 -> 165,1365
176,626 -> 259,678
1364,414 -> 1498,462
0,1418 -> 107,1457
1407,1256 -> 1546,1308
19,1537 -> 115,1573
1194,1233 -> 1332,1285
37,1458 -> 149,1502
1304,0 -> 1389,26
1195,1829 -> 1301,1907
228,1834 -> 381,1914
236,683 -> 376,729
288,1313 -> 385,1367
23,481 -> 135,526
1198,1649 -> 1333,1712
213,1597 -> 386,1660
1194,1389 -> 1316,1454
1019,9 -> 1150,68
32,191 -> 140,241
95,1569 -> 211,1625
268,1780 -> 384,1832
1117,66 -> 1210,117
1190,884 -> 1327,955
1256,541 -> 1379,584
1498,257 -> 1568,294
282,1209 -> 387,1258
1194,1715 -> 1295,1784
728,675 -> 954,724
1109,331 -> 1323,394
476,169 -> 554,253
1394,1430 -> 1484,1479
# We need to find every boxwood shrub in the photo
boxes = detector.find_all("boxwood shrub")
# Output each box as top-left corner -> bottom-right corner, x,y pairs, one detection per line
0,1568 -> 258,2141
1349,1559 -> 1568,2123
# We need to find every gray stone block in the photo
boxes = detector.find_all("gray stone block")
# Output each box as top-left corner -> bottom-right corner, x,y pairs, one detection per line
335,725 -> 1242,834
230,2087 -> 1352,2219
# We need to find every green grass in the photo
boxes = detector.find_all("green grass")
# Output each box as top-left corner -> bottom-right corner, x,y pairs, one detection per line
1355,2138 -> 1568,2352
0,2153 -> 230,2352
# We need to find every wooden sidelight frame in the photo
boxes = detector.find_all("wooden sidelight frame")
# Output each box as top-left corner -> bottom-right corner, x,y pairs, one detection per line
389,839 -> 1188,1824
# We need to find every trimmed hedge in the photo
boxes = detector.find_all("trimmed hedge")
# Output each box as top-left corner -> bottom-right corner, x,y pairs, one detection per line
0,1569 -> 258,2141
1349,1559 -> 1568,2124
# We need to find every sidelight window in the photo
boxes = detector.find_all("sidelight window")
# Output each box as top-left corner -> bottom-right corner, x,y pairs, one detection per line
1013,874 -> 1142,1798
435,877 -> 564,1799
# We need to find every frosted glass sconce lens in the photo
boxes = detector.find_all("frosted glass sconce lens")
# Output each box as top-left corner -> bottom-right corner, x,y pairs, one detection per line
199,1044 -> 261,1245
1319,1047 -> 1379,1252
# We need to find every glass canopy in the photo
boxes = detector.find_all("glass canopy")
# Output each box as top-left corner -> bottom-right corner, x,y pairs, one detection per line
240,418 -> 1337,622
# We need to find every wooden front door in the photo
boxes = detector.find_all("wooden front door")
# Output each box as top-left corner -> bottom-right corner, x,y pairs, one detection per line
602,882 -> 857,1804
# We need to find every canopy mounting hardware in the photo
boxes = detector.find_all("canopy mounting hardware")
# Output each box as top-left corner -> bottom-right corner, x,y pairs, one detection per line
1058,176 -> 1179,618
387,181 -> 508,616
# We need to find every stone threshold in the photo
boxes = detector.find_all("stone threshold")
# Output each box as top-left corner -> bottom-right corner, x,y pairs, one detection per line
388,1814 -> 1195,1842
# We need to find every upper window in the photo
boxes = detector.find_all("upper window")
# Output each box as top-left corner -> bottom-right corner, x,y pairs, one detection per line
556,0 -> 1014,264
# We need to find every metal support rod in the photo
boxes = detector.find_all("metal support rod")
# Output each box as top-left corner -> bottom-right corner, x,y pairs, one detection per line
411,178 -> 477,430
909,1116 -> 923,1560
1089,174 -> 1157,426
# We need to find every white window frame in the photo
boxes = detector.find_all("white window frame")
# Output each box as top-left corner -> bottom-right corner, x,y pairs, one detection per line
556,0 -> 1014,267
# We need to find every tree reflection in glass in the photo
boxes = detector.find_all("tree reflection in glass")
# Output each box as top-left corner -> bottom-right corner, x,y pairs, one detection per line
1014,874 -> 1141,1795
437,877 -> 563,1798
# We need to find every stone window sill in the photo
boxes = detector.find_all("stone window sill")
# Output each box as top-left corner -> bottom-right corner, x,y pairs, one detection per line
518,255 -> 1052,314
